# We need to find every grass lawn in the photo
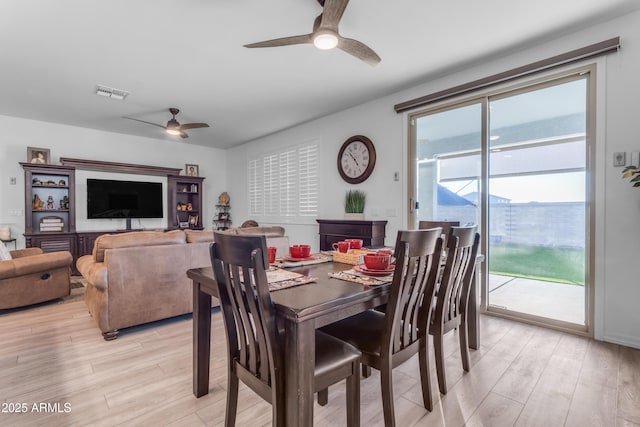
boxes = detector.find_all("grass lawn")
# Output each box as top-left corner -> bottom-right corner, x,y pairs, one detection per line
489,243 -> 585,285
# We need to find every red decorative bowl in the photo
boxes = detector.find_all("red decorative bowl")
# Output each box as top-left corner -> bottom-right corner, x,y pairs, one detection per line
290,244 -> 311,258
363,253 -> 391,270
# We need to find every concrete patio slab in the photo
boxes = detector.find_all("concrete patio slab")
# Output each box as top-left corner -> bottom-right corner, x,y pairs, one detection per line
488,274 -> 585,325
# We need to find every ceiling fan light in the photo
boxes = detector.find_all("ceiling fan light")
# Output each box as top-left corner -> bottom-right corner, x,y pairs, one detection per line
313,32 -> 338,50
166,128 -> 182,136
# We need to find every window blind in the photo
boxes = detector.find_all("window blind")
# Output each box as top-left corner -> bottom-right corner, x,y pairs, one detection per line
248,141 -> 319,220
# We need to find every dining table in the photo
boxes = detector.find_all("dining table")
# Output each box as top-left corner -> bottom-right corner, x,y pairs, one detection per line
188,256 -> 482,426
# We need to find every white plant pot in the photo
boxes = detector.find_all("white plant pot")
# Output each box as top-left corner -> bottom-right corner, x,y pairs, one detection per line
344,213 -> 365,220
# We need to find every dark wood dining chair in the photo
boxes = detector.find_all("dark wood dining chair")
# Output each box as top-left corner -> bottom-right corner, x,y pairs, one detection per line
418,220 -> 460,250
321,228 -> 443,426
429,226 -> 480,395
210,232 -> 361,427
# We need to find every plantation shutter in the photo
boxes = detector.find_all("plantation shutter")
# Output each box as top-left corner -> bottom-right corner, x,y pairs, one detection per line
248,158 -> 262,216
248,141 -> 319,221
298,144 -> 318,216
279,149 -> 297,217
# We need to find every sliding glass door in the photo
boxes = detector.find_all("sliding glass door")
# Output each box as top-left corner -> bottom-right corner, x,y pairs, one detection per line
410,71 -> 592,332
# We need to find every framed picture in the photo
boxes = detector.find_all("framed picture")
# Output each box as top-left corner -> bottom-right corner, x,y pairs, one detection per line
188,214 -> 199,227
27,147 -> 50,165
186,164 -> 199,177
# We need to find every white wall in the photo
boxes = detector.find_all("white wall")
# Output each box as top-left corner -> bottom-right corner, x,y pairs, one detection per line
0,115 -> 227,247
227,10 -> 640,348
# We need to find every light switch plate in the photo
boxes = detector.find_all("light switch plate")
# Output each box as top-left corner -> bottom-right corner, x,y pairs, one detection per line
613,152 -> 626,167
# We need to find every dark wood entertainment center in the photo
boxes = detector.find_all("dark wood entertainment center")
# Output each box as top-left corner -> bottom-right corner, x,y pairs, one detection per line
22,158 -> 205,274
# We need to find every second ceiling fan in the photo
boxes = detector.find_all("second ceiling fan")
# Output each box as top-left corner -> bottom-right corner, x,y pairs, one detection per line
244,0 -> 381,66
124,108 -> 209,139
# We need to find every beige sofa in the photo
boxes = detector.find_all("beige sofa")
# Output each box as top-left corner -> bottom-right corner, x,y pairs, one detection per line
0,248 -> 72,309
77,227 -> 288,340
77,229 -> 214,340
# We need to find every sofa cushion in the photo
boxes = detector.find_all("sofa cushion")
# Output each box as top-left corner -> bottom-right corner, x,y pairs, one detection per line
93,229 -> 186,263
185,229 -> 215,243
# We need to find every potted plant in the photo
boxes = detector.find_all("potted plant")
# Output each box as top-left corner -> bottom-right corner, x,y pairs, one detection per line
344,190 -> 366,220
622,165 -> 640,187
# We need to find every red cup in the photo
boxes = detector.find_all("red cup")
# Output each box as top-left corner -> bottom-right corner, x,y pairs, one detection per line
332,241 -> 350,253
290,244 -> 311,258
363,253 -> 391,270
376,249 -> 393,256
345,239 -> 363,249
267,246 -> 277,264
299,244 -> 311,258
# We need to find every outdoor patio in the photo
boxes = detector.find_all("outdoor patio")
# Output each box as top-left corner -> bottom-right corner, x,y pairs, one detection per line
488,274 -> 585,325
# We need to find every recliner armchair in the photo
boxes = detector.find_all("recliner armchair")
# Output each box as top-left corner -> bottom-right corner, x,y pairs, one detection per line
0,248 -> 72,309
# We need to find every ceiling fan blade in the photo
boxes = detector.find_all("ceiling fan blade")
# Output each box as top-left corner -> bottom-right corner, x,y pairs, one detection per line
320,0 -> 349,31
244,34 -> 313,48
179,123 -> 210,130
179,131 -> 189,139
338,37 -> 381,66
123,116 -> 167,129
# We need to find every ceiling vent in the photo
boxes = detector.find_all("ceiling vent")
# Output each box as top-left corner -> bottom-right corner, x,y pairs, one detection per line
95,84 -> 129,100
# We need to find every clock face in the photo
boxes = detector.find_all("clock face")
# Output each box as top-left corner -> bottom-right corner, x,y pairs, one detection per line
337,136 -> 376,184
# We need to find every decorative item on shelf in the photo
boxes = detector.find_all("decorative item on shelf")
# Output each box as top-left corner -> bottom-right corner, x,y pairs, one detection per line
27,146 -> 50,165
32,177 -> 41,185
39,216 -> 64,232
186,164 -> 199,177
344,190 -> 366,220
181,204 -> 187,211
32,194 -> 42,210
46,195 -> 55,210
218,192 -> 230,206
176,202 -> 183,211
188,214 -> 199,227
622,165 -> 640,187
58,179 -> 66,186
187,202 -> 193,211
191,184 -> 197,193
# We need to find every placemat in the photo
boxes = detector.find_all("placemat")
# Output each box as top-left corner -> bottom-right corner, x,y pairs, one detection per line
276,253 -> 332,268
267,267 -> 316,291
329,269 -> 393,286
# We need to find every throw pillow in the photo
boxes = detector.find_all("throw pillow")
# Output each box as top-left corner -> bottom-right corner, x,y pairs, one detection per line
0,240 -> 12,261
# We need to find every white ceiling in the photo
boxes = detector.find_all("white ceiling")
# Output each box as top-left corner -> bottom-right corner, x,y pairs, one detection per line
1,0 -> 638,150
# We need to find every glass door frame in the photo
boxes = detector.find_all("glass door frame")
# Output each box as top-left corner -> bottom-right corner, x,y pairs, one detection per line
407,64 -> 596,337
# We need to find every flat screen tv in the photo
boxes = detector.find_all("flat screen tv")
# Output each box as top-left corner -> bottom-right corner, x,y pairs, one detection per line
87,179 -> 163,221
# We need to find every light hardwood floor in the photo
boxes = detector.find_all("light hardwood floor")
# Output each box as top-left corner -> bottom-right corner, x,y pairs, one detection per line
1,285 -> 639,427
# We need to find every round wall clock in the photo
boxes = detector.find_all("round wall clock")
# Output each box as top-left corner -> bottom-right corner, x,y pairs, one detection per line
337,135 -> 376,184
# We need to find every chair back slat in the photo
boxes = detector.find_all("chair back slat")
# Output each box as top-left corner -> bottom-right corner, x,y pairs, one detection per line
434,226 -> 479,328
211,232 -> 281,389
384,228 -> 442,355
